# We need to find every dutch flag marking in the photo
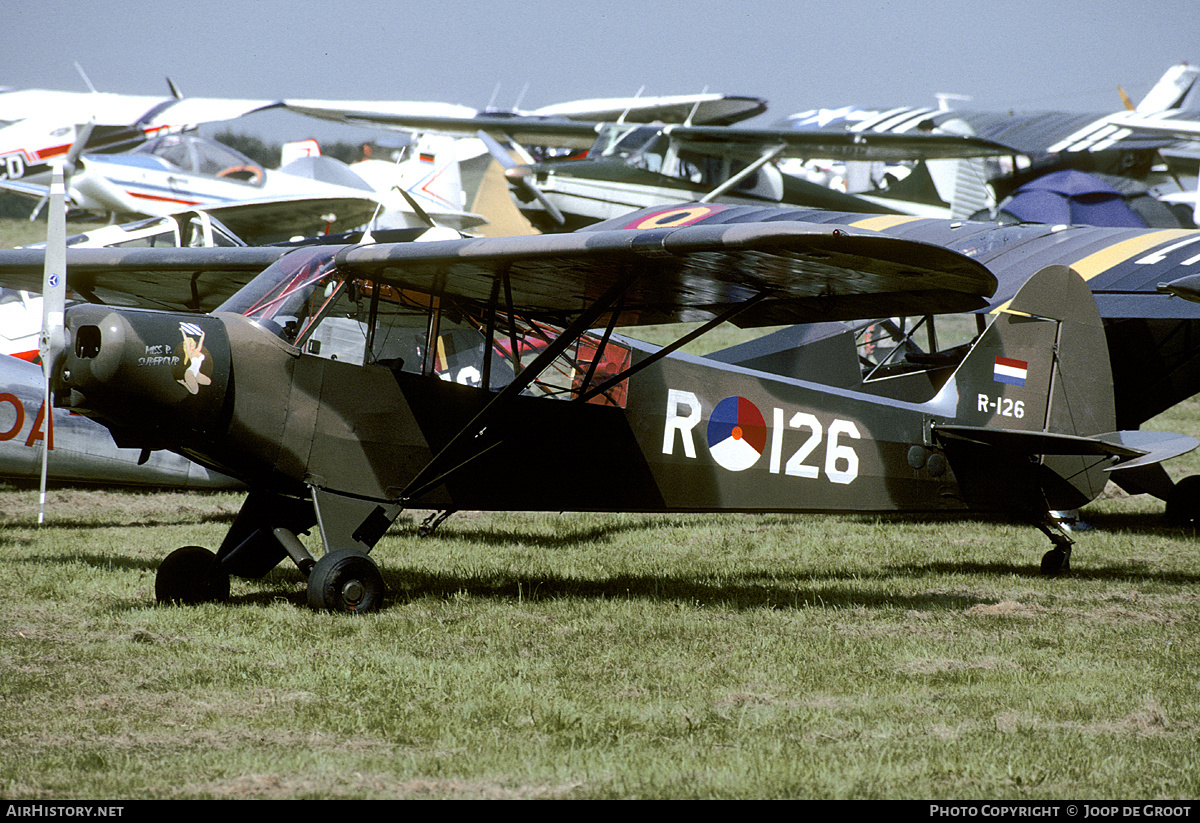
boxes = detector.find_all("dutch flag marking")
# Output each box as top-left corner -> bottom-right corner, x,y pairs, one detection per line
993,356 -> 1028,387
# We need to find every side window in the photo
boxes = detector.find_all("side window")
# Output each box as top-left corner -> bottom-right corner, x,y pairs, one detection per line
289,274 -> 632,407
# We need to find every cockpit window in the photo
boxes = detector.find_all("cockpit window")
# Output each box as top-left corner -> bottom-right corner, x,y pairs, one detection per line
219,247 -> 342,341
218,247 -> 632,406
590,124 -> 668,172
133,134 -> 265,185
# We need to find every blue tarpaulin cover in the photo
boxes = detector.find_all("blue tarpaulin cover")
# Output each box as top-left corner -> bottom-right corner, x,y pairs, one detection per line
1001,170 -> 1147,227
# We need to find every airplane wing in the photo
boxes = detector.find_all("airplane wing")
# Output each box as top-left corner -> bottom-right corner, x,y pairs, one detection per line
780,107 -> 1185,156
286,93 -> 766,134
0,219 -> 995,324
135,98 -> 281,130
665,124 -> 1015,161
525,94 -> 767,125
0,247 -> 289,312
200,196 -> 383,245
285,103 -> 1014,161
333,218 -> 998,327
0,88 -> 279,130
285,105 -> 607,150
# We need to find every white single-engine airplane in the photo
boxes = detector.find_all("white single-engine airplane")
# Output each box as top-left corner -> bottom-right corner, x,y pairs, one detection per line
0,132 -> 388,244
0,79 -> 281,188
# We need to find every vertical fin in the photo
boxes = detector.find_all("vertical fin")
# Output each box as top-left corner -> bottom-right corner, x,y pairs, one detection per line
949,264 -> 1113,438
945,264 -> 1116,508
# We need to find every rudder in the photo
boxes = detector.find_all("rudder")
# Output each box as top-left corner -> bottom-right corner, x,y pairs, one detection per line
941,264 -> 1117,509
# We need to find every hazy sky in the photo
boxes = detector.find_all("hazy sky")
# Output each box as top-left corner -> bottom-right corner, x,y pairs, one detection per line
4,0 -> 1198,143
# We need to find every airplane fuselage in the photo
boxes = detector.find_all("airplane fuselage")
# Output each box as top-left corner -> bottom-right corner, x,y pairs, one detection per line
57,293 -> 1101,522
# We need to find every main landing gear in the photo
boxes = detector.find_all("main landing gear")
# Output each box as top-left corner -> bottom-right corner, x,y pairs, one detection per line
155,546 -> 231,605
1164,475 -> 1200,527
154,489 -> 396,614
155,539 -> 387,613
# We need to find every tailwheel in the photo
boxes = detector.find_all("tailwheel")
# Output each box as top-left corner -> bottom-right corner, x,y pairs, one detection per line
1040,545 -> 1072,576
156,546 -> 231,605
417,509 -> 455,537
306,549 -> 385,613
1036,520 -> 1074,577
1164,475 -> 1200,527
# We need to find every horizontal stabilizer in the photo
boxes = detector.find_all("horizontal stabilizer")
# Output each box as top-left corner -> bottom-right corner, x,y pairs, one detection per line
934,425 -> 1197,469
1097,430 -> 1200,472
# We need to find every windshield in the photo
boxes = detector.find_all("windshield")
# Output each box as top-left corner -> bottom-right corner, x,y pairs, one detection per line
589,124 -> 668,171
133,134 -> 265,185
218,246 -> 342,341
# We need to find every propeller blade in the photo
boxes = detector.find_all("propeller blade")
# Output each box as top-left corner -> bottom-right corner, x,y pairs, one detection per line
476,129 -> 519,170
37,163 -> 67,525
396,185 -> 437,229
477,129 -> 566,225
64,121 -> 96,174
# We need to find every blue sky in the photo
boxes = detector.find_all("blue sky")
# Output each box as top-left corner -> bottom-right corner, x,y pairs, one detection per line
4,0 -> 1198,143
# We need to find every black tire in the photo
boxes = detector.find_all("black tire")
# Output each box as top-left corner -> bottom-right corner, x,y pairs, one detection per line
306,549 -> 385,613
156,546 -> 230,605
1040,546 -> 1070,576
1165,475 -> 1200,527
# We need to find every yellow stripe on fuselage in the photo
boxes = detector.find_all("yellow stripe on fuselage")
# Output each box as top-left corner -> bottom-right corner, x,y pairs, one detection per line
986,228 -> 1199,314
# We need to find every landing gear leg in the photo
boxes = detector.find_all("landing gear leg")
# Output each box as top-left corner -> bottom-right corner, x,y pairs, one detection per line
1037,518 -> 1074,576
418,509 -> 456,537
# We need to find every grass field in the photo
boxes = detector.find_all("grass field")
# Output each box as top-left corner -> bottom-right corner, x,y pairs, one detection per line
2,216 -> 1200,799
2,444 -> 1200,799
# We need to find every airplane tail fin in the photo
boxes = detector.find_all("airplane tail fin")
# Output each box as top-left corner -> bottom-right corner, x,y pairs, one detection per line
280,139 -> 322,166
934,264 -> 1195,511
397,134 -> 467,215
1136,62 -> 1200,113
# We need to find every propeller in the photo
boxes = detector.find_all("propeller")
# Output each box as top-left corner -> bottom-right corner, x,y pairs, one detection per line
476,130 -> 566,226
37,162 -> 67,525
29,121 -> 97,221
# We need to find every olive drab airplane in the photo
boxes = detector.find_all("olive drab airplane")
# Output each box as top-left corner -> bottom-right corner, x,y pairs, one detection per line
284,96 -> 1017,232
4,199 -> 1200,614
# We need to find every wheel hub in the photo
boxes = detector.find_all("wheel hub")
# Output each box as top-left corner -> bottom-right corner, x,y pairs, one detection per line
341,579 -> 364,605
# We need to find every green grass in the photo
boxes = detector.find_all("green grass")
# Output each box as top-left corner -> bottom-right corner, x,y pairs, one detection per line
2,474 -> 1199,799
0,214 -> 108,249
2,217 -> 1200,798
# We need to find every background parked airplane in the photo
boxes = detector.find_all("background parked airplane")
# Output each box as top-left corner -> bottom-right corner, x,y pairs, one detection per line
292,104 -> 1015,232
775,62 -> 1200,225
0,352 -> 241,490
0,77 -> 281,187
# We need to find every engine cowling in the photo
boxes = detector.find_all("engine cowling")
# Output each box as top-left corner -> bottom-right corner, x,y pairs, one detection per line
60,305 -> 232,451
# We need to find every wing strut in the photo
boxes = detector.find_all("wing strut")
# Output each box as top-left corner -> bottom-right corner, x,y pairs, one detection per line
578,290 -> 773,404
399,269 -> 642,504
699,144 -> 786,203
